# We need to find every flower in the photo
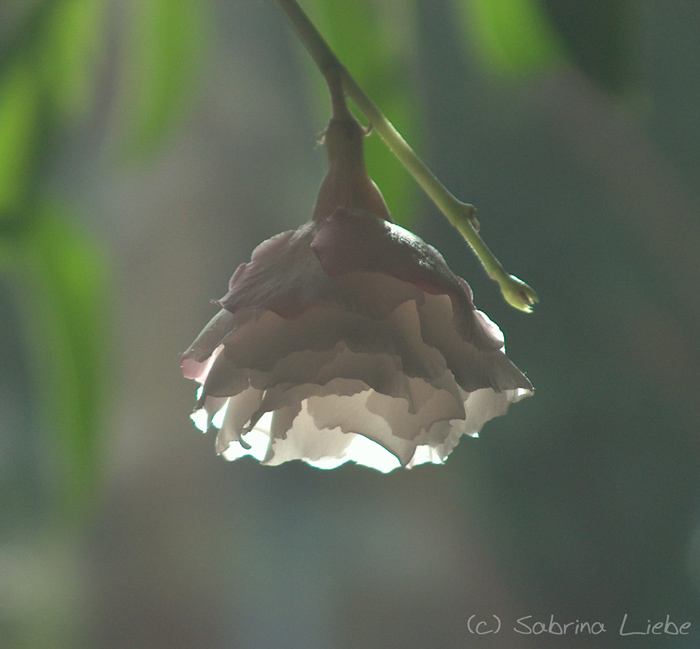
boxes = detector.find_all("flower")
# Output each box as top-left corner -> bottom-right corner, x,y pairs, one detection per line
181,115 -> 533,472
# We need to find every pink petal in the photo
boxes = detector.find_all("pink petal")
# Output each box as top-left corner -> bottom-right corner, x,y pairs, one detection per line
218,223 -> 331,319
311,208 -> 503,349
180,310 -> 240,381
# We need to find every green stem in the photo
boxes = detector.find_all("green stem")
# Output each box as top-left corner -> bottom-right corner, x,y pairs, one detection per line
275,0 -> 538,312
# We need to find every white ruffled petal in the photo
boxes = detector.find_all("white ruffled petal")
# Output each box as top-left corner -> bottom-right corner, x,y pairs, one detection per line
206,371 -> 530,472
215,387 -> 265,454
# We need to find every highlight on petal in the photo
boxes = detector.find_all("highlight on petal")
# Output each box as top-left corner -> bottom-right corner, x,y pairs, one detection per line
191,377 -> 530,472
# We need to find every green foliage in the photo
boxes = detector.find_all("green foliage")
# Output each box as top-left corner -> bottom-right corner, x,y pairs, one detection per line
15,206 -> 108,517
0,0 -> 208,520
38,0 -> 106,118
0,0 -> 106,222
457,0 -> 568,78
300,0 -> 422,228
116,0 -> 206,156
456,0 -> 639,95
0,0 -> 111,519
0,59 -> 40,218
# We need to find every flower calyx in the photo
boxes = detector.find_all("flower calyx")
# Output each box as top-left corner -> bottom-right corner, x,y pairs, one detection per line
311,102 -> 391,224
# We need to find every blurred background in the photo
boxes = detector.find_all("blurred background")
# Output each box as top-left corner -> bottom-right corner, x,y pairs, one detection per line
2,0 -> 700,647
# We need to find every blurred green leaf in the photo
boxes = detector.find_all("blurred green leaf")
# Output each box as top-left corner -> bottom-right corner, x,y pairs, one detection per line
0,59 -> 40,218
457,0 -> 638,95
38,0 -> 106,119
17,205 -> 109,517
118,0 -> 206,156
540,0 -> 638,95
457,0 -> 568,78
299,0 -> 422,228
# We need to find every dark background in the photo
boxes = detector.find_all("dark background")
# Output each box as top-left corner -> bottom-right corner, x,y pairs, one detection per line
1,0 -> 699,647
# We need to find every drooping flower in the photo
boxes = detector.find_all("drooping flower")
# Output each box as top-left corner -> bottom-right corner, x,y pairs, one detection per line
181,113 -> 533,472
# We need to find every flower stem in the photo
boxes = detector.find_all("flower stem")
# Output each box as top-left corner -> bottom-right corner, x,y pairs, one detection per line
274,0 -> 538,312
